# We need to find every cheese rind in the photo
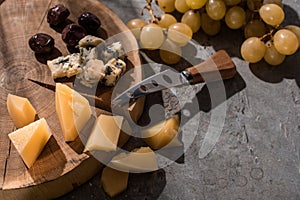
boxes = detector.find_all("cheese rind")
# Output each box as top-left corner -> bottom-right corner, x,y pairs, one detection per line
8,118 -> 52,168
55,83 -> 92,142
84,115 -> 123,152
110,147 -> 158,172
7,94 -> 37,128
142,115 -> 181,149
101,166 -> 129,197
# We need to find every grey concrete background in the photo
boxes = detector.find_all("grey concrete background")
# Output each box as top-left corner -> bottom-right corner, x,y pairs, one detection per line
59,0 -> 300,199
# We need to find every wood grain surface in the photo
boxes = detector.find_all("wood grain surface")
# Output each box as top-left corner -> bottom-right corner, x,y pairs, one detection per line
0,0 -> 143,199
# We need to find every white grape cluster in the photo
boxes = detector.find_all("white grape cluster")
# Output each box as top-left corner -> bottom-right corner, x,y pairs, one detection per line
126,0 -> 300,66
241,2 -> 300,65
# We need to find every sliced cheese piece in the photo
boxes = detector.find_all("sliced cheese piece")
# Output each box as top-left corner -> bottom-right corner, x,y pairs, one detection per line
110,147 -> 158,172
55,83 -> 92,142
84,115 -> 123,152
7,94 -> 37,128
142,115 -> 182,150
101,166 -> 129,197
8,118 -> 52,168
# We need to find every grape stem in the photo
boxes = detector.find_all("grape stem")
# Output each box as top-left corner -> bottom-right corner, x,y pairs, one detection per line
141,0 -> 158,24
259,25 -> 280,42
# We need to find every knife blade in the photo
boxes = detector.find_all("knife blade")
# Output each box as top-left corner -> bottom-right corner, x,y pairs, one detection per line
112,50 -> 237,107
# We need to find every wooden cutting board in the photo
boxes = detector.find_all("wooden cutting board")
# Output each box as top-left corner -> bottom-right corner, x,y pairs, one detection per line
0,0 -> 143,199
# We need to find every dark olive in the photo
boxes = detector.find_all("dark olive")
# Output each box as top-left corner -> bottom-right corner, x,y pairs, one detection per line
78,12 -> 101,33
61,23 -> 87,46
47,4 -> 70,25
28,33 -> 55,54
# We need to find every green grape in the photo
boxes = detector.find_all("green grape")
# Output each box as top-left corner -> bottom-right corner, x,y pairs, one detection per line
140,23 -> 165,50
168,22 -> 193,46
201,13 -> 221,36
159,39 -> 182,64
285,25 -> 300,47
157,0 -> 176,12
206,0 -> 226,21
244,20 -> 266,38
247,0 -> 262,11
263,0 -> 283,7
241,37 -> 266,63
224,0 -> 241,6
157,14 -> 177,28
225,6 -> 246,29
185,0 -> 208,9
259,4 -> 284,26
127,18 -> 147,39
181,10 -> 201,33
273,29 -> 299,55
264,43 -> 285,65
175,0 -> 190,13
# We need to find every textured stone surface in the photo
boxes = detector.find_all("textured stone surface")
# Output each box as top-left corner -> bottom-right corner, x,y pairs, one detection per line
59,0 -> 300,199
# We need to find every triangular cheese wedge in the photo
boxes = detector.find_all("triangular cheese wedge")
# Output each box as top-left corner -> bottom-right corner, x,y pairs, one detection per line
55,83 -> 92,142
8,118 -> 52,168
110,147 -> 158,172
141,115 -> 182,149
84,115 -> 123,152
7,94 -> 37,128
101,166 -> 129,197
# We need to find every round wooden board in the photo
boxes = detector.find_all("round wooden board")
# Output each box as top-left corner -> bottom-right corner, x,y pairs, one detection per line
0,0 -> 143,199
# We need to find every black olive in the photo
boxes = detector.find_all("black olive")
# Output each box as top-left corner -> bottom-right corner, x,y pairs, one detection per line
47,4 -> 70,25
61,24 -> 87,47
28,33 -> 55,54
78,12 -> 101,33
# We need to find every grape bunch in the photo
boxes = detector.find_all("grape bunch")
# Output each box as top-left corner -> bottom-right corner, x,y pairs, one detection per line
241,3 -> 300,65
126,0 -> 300,66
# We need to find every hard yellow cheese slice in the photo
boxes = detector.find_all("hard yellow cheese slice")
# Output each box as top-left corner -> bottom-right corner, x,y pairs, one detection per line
101,166 -> 129,197
8,118 -> 52,168
55,83 -> 92,142
7,94 -> 37,128
84,114 -> 123,152
141,115 -> 182,149
110,147 -> 158,172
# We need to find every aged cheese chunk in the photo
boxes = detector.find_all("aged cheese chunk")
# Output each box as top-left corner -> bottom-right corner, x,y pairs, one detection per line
101,166 -> 129,197
47,53 -> 82,79
142,115 -> 182,150
7,94 -> 37,128
110,147 -> 158,172
55,83 -> 92,142
102,58 -> 126,86
8,118 -> 52,168
84,115 -> 123,152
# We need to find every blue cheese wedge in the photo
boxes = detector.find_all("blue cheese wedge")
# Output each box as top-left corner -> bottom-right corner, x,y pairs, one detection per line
102,58 -> 126,86
77,59 -> 106,88
96,42 -> 125,63
79,35 -> 104,48
47,53 -> 82,79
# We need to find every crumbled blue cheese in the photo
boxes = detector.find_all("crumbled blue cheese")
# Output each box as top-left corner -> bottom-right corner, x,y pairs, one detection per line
96,42 -> 125,63
79,35 -> 104,48
47,53 -> 82,79
47,35 -> 126,87
77,59 -> 106,88
101,58 -> 126,86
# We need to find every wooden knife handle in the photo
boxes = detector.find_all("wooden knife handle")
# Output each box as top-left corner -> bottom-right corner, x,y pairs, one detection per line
182,50 -> 237,84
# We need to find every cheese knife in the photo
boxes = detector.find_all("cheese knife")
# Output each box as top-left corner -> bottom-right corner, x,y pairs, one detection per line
111,50 -> 237,107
